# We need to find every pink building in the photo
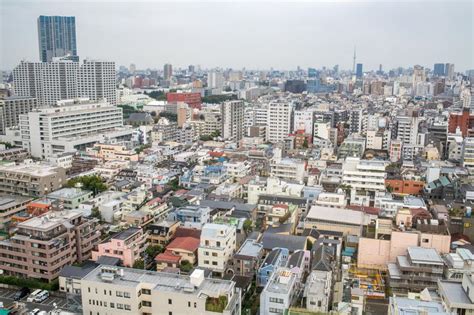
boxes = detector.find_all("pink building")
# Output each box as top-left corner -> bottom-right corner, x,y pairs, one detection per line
358,230 -> 450,270
92,227 -> 147,267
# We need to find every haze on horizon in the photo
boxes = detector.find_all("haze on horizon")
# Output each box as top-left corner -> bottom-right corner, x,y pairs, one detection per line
1,0 -> 473,72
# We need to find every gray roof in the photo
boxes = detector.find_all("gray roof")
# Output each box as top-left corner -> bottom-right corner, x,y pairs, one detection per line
96,256 -> 121,266
235,239 -> 263,258
199,199 -> 256,212
261,232 -> 307,252
438,281 -> 473,306
407,247 -> 444,265
59,263 -> 98,279
112,227 -> 141,240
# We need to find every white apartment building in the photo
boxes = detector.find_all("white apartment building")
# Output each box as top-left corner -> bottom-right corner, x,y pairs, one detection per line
223,160 -> 251,179
221,100 -> 244,142
315,191 -> 347,208
207,71 -> 224,89
304,269 -> 332,313
198,223 -> 237,277
462,137 -> 474,177
79,59 -> 116,105
396,114 -> 420,145
0,97 -> 37,135
342,157 -> 388,206
13,59 -> 116,106
74,266 -> 241,315
266,101 -> 294,143
19,98 -> 129,159
293,109 -> 314,134
260,268 -> 297,315
270,155 -> 306,184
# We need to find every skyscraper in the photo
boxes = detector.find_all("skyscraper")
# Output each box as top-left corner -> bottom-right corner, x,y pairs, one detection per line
163,64 -> 172,80
37,15 -> 78,62
356,63 -> 363,78
445,63 -> 455,79
433,63 -> 445,76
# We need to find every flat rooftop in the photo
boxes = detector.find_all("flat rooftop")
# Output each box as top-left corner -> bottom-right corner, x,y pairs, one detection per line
48,188 -> 91,200
112,227 -> 141,240
407,247 -> 444,265
83,265 -> 234,298
236,239 -> 263,258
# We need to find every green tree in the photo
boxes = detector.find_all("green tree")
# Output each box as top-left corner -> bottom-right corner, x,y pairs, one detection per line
159,111 -> 177,122
202,94 -> 237,104
147,90 -> 167,101
0,142 -> 13,149
133,259 -> 145,269
67,175 -> 107,196
243,219 -> 253,234
180,260 -> 193,273
302,138 -> 309,148
91,207 -> 102,221
145,245 -> 164,258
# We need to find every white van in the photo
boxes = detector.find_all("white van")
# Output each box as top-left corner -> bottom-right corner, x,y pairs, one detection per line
34,290 -> 49,303
27,289 -> 42,302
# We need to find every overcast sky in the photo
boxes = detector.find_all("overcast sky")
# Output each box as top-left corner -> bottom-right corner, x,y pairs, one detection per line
1,0 -> 473,71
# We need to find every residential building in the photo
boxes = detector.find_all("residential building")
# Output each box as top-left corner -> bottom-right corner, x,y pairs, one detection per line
232,239 -> 264,276
304,205 -> 372,236
77,267 -> 241,315
19,98 -> 127,159
0,195 -> 33,230
12,59 -> 116,106
257,247 -> 289,287
92,227 -> 147,267
267,101 -> 294,143
0,210 -> 101,282
388,296 -> 447,315
260,268 -> 297,315
37,15 -> 78,62
0,97 -> 37,135
155,236 -> 200,271
388,247 -> 445,294
208,71 -> 224,89
47,187 -> 93,210
147,220 -> 180,246
163,63 -> 172,80
438,274 -> 474,315
303,269 -> 333,313
198,223 -> 237,277
462,137 -> 474,177
221,100 -> 245,142
0,161 -> 66,197
173,205 -> 211,229
270,153 -> 306,183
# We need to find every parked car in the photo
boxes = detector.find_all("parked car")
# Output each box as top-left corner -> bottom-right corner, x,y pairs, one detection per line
27,289 -> 42,302
13,287 -> 30,301
33,290 -> 49,303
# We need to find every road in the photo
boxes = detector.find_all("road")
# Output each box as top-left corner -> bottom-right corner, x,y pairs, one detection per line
0,287 -> 70,313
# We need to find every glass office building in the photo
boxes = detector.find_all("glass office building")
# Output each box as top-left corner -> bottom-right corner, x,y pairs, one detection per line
37,15 -> 78,62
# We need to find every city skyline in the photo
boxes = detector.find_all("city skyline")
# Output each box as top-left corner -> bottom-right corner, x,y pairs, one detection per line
1,0 -> 473,71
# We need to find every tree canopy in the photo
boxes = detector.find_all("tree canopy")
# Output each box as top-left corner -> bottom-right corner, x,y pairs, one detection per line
67,175 -> 107,196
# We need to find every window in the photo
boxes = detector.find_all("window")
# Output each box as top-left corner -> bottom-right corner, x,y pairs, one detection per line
117,303 -> 124,310
212,252 -> 217,257
169,312 -> 172,315
269,297 -> 284,304
141,289 -> 151,295
142,301 -> 152,307
188,302 -> 191,307
168,299 -> 172,305
212,261 -> 218,266
124,292 -> 131,298
269,308 -> 283,314
116,291 -> 123,297
110,303 -> 115,308
124,305 -> 131,311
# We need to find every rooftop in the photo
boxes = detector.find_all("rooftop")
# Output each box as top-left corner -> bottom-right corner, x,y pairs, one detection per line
112,227 -> 141,240
47,188 -> 91,200
235,239 -> 263,258
407,247 -> 444,265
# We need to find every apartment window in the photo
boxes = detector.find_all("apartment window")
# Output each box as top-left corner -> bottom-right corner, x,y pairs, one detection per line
212,252 -> 217,257
169,313 -> 172,315
194,302 -> 197,308
204,260 -> 209,264
168,299 -> 172,305
124,305 -> 131,311
104,289 -> 107,295
142,301 -> 152,307
124,292 -> 131,298
269,308 -> 283,314
212,261 -> 218,266
88,287 -> 91,293
110,303 -> 115,308
141,289 -> 151,295
188,302 -> 191,307
116,291 -> 123,297
269,297 -> 284,304
117,303 -> 124,310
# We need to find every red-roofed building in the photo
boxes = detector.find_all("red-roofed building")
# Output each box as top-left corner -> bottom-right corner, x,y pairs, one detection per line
155,236 -> 200,271
347,205 -> 381,216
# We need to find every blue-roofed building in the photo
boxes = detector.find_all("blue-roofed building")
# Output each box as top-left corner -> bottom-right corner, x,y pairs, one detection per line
257,247 -> 289,287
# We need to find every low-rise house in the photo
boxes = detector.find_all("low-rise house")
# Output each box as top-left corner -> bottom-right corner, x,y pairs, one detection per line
232,239 -> 264,276
261,232 -> 307,254
257,247 -> 289,287
155,236 -> 200,271
147,220 -> 180,246
173,205 -> 211,229
286,250 -> 311,286
92,227 -> 147,267
443,248 -> 474,282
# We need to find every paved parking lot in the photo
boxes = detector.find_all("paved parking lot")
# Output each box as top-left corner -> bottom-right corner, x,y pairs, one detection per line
0,287 -> 70,313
